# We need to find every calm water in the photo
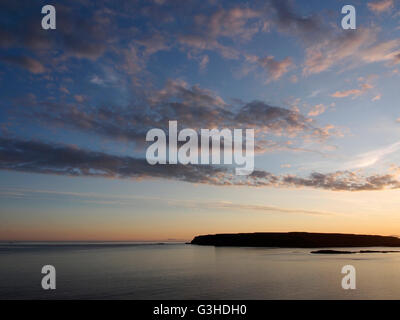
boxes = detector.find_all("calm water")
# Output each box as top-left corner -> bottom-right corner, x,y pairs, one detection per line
1,242 -> 400,299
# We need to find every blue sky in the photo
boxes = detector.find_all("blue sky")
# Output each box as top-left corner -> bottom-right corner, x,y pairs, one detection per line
1,0 -> 400,240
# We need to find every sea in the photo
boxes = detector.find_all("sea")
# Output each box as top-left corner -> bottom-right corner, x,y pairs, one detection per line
1,242 -> 400,299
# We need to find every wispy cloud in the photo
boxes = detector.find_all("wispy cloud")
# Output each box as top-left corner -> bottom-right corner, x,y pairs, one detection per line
372,94 -> 382,101
0,55 -> 45,74
0,187 -> 335,216
368,0 -> 394,13
244,54 -> 293,82
308,104 -> 326,117
344,141 -> 400,169
331,82 -> 374,99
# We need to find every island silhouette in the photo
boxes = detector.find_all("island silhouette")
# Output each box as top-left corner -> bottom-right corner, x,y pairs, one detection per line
190,232 -> 400,248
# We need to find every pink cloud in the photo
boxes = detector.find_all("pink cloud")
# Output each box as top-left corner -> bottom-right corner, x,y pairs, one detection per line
308,104 -> 326,117
368,0 -> 394,13
331,83 -> 373,99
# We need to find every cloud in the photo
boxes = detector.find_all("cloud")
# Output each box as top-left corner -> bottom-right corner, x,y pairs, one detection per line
178,7 -> 266,59
1,137 -> 399,192
15,80 -> 336,150
74,95 -> 86,103
0,55 -> 45,74
245,54 -> 293,81
344,141 -> 400,169
1,0 -> 398,81
194,7 -> 264,41
308,104 -> 326,117
189,200 -> 334,216
331,82 -> 374,99
308,90 -> 321,98
280,171 -> 400,191
393,53 -> 400,65
372,94 -> 382,101
59,87 -> 70,95
0,137 -> 226,184
303,27 -> 400,75
269,0 -> 400,74
269,0 -> 327,42
90,75 -> 105,85
233,101 -> 317,137
199,55 -> 209,70
368,0 -> 394,13
135,33 -> 170,56
331,89 -> 363,98
0,186 -> 334,216
361,39 -> 400,64
269,1 -> 400,75
178,35 -> 240,60
303,28 -> 371,75
89,74 -> 118,86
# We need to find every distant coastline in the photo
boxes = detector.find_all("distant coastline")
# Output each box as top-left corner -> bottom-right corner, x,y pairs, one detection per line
190,232 -> 400,248
311,249 -> 400,254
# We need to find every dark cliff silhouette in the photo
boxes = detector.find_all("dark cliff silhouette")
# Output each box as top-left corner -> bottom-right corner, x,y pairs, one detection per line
190,232 -> 400,248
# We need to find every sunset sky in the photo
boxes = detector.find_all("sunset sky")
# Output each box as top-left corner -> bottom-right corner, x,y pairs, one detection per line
1,0 -> 400,241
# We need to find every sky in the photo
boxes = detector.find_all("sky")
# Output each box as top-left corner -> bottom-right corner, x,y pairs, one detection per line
1,0 -> 400,241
